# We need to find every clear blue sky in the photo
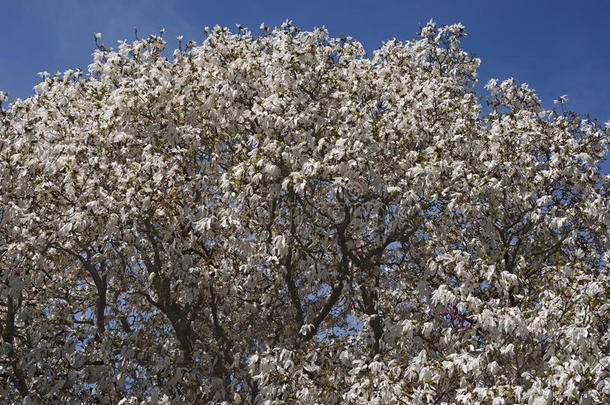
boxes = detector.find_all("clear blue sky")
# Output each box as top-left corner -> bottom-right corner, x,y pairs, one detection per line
1,1 -> 608,161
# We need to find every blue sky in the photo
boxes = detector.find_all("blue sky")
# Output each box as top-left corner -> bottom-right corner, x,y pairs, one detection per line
1,0 -> 608,166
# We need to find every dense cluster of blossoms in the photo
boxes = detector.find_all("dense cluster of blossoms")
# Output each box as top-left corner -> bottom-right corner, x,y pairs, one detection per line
0,21 -> 608,404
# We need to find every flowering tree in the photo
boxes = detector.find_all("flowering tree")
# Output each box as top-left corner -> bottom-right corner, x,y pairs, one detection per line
0,21 -> 608,404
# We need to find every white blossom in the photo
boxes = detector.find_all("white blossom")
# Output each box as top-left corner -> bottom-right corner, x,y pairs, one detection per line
0,20 -> 607,404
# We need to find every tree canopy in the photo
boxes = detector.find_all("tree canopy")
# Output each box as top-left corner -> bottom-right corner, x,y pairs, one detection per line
0,21 -> 608,404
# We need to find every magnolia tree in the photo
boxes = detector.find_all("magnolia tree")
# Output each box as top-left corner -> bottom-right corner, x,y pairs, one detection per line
0,21 -> 609,404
